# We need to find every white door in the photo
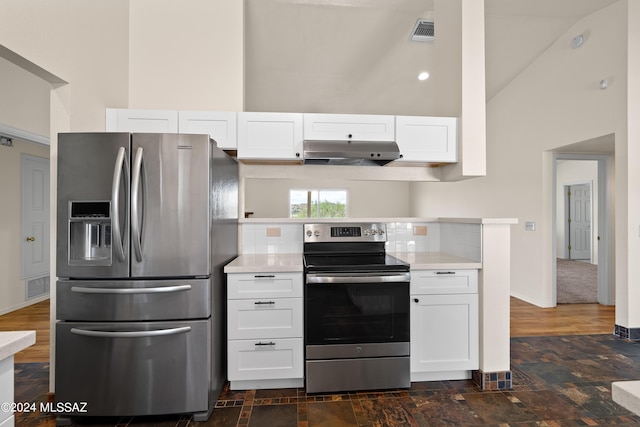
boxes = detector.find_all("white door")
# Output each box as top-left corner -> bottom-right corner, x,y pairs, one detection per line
21,155 -> 50,279
568,183 -> 591,260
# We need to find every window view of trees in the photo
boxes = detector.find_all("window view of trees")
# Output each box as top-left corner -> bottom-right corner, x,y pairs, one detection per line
290,190 -> 347,218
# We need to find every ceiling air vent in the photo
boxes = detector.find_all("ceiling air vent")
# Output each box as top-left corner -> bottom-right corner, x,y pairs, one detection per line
410,19 -> 434,42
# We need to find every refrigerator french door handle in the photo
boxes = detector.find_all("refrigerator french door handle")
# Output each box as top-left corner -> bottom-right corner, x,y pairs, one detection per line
70,326 -> 192,338
111,146 -> 130,262
131,146 -> 144,262
70,284 -> 192,295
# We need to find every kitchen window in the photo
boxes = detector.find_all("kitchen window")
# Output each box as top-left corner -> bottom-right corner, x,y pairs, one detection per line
290,190 -> 347,218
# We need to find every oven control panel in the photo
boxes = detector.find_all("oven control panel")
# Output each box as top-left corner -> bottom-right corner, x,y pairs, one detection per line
304,223 -> 387,242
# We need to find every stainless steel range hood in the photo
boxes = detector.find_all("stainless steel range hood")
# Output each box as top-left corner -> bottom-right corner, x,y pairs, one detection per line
303,139 -> 400,166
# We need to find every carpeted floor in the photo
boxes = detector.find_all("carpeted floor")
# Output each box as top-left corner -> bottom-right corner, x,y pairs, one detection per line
557,258 -> 598,304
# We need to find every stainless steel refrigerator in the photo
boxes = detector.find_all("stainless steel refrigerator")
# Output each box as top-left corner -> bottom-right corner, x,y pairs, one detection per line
55,132 -> 238,422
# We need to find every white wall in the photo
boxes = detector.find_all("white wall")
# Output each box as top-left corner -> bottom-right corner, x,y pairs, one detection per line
556,160 -> 598,262
0,1 -> 130,131
243,178 -> 411,218
128,0 -> 244,111
0,57 -> 50,136
410,2 -> 627,307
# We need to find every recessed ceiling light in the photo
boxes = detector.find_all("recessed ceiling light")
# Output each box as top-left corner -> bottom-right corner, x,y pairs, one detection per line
418,71 -> 430,81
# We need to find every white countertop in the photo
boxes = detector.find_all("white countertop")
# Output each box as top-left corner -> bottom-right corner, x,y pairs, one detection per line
392,252 -> 482,270
239,217 -> 518,225
0,331 -> 36,361
225,252 -> 481,274
224,253 -> 304,273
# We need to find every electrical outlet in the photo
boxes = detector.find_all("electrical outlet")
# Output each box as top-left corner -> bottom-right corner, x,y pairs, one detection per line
266,227 -> 281,237
525,221 -> 536,231
413,226 -> 428,236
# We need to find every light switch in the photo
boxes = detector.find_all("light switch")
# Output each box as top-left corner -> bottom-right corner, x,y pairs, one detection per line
525,221 -> 536,231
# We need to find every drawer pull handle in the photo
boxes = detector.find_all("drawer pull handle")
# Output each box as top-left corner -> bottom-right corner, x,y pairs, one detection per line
254,275 -> 276,279
71,285 -> 192,294
70,326 -> 191,338
435,271 -> 456,275
254,301 -> 276,305
255,341 -> 276,347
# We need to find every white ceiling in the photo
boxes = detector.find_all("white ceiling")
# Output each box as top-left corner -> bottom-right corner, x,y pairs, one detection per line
244,0 -> 619,113
484,0 -> 618,100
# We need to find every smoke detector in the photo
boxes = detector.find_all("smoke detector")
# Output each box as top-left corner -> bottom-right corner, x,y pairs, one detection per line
410,19 -> 434,42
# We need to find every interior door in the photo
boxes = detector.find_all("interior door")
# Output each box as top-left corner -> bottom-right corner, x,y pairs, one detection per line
21,154 -> 50,279
568,183 -> 591,260
130,133 -> 210,278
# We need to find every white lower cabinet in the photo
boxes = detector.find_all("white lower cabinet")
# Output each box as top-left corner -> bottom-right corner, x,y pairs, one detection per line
227,338 -> 303,382
227,272 -> 304,390
410,269 -> 479,382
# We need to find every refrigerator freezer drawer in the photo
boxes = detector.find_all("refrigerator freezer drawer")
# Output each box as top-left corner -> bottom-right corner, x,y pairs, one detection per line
56,278 -> 211,321
55,319 -> 210,417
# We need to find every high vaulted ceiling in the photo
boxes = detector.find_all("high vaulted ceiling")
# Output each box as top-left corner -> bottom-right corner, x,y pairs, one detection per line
244,0 -> 619,114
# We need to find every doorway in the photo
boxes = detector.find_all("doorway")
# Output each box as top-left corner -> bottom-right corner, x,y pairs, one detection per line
553,152 -> 614,307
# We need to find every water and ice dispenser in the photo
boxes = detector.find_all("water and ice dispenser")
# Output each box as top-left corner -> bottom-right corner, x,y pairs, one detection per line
68,201 -> 112,266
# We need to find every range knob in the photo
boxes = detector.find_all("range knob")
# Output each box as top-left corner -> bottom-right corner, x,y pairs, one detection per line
378,229 -> 385,235
364,229 -> 371,236
314,230 -> 320,237
306,230 -> 313,237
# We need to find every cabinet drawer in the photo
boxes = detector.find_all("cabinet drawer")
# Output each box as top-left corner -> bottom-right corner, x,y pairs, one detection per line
303,113 -> 395,141
410,270 -> 478,294
228,298 -> 303,340
228,338 -> 303,381
228,273 -> 302,299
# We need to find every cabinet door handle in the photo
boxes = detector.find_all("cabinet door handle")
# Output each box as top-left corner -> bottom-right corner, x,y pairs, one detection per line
435,271 -> 456,275
254,301 -> 276,305
254,275 -> 276,279
255,341 -> 276,347
413,298 -> 420,303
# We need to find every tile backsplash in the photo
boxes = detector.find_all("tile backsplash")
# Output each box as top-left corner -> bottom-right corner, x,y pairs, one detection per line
241,223 -> 303,254
240,221 -> 481,261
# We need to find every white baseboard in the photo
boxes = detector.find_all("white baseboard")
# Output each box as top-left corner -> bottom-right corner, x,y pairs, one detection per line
510,292 -> 554,308
0,295 -> 50,317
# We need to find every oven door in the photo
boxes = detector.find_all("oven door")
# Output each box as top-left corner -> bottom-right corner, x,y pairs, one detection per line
305,272 -> 410,348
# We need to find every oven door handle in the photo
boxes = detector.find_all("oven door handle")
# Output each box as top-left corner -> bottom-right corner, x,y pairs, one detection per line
306,272 -> 410,284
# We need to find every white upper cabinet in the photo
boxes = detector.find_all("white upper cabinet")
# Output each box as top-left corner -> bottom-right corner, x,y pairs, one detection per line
237,112 -> 303,160
105,108 -> 178,133
395,116 -> 458,163
178,111 -> 237,149
303,113 -> 395,141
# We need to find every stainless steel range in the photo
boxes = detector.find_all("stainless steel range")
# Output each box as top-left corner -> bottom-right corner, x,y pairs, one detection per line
303,223 -> 411,393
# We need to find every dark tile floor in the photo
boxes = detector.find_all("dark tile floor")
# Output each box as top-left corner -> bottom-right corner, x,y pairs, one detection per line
12,334 -> 640,426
